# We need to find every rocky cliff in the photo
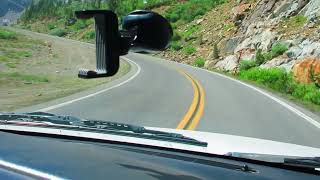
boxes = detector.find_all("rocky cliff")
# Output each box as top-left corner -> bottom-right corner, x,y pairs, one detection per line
161,0 -> 320,85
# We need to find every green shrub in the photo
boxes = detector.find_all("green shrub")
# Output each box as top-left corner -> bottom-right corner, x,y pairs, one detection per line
182,25 -> 199,40
164,0 -> 225,23
239,60 -> 256,71
290,15 -> 308,27
255,49 -> 266,65
182,44 -> 196,55
291,83 -> 320,105
49,28 -> 67,37
71,20 -> 88,30
170,41 -> 182,51
271,43 -> 288,57
47,23 -> 56,30
263,52 -> 273,61
0,56 -> 9,62
166,12 -> 180,22
193,57 -> 205,67
6,63 -> 17,68
223,23 -> 234,31
239,67 -> 320,105
260,43 -> 288,61
239,68 -> 290,93
83,30 -> 96,40
255,43 -> 288,63
0,29 -> 17,39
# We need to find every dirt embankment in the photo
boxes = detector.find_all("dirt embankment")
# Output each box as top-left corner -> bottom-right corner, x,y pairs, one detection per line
0,28 -> 130,111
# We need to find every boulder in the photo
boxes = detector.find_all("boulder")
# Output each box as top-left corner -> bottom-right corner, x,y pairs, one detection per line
301,0 -> 320,20
292,57 -> 320,84
279,60 -> 297,72
219,36 -> 242,55
260,56 -> 292,71
232,3 -> 252,25
298,39 -> 320,59
235,29 -> 277,53
289,0 -> 310,16
204,60 -> 218,69
237,48 -> 256,61
214,55 -> 238,71
273,1 -> 298,18
232,3 -> 252,18
287,46 -> 302,58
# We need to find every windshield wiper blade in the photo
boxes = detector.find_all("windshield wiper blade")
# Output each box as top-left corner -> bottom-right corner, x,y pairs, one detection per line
0,112 -> 207,147
284,157 -> 320,169
0,112 -> 82,125
81,120 -> 208,146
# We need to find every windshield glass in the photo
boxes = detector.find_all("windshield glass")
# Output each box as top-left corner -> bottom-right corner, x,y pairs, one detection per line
1,0 -> 320,165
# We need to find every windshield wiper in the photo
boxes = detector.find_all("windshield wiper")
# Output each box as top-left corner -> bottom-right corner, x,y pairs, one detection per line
0,112 -> 207,147
284,157 -> 320,169
227,152 -> 320,170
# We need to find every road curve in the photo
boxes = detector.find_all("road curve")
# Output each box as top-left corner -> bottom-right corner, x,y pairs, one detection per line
15,31 -> 320,148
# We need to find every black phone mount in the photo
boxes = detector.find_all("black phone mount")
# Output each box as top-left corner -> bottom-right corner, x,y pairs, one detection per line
75,10 -> 172,79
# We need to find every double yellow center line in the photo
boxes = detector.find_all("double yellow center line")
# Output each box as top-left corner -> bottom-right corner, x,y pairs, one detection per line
176,70 -> 205,131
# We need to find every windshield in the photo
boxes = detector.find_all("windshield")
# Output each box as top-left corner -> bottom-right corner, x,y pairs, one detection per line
0,0 -> 320,165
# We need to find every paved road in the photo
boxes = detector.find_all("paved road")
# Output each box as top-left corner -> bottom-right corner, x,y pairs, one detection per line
16,31 -> 320,148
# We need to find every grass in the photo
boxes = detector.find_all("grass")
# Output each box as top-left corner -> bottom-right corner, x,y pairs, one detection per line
0,56 -> 9,62
0,29 -> 17,39
0,61 -> 131,111
0,72 -> 49,83
182,44 -> 196,55
170,41 -> 182,51
279,15 -> 308,33
263,43 -> 289,61
49,28 -> 67,37
285,15 -> 308,28
3,50 -> 33,59
0,28 -> 132,111
6,63 -> 17,68
254,43 -> 289,65
47,23 -> 56,30
239,60 -> 256,71
0,28 -> 39,70
182,25 -> 200,40
164,0 -> 225,23
239,68 -> 320,106
193,57 -> 205,67
82,29 -> 96,41
223,23 -> 235,31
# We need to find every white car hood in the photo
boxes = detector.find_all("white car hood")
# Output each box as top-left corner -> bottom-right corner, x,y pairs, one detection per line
1,123 -> 320,158
148,127 -> 320,158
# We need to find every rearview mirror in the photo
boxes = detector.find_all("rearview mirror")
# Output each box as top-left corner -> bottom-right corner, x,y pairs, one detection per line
75,10 -> 172,78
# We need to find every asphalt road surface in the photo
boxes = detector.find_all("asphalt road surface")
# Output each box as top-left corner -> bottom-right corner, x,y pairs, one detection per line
16,30 -> 320,149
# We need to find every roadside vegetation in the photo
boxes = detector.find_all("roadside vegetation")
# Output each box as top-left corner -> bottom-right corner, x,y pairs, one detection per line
193,57 -> 205,67
166,0 -> 225,55
0,28 -> 39,69
239,68 -> 320,106
238,43 -> 320,110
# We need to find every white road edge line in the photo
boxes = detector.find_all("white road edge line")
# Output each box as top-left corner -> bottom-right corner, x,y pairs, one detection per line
37,57 -> 141,112
175,62 -> 320,129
